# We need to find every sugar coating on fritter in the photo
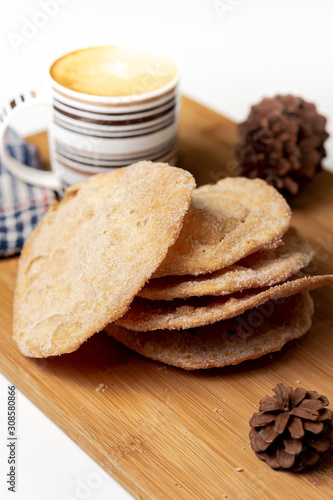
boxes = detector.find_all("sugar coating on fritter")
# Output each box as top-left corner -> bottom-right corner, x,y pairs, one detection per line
106,292 -> 313,370
153,177 -> 291,277
13,161 -> 195,357
116,274 -> 333,331
139,227 -> 314,300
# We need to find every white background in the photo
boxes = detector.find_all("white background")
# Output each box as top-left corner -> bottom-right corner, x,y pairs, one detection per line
0,1 -> 333,499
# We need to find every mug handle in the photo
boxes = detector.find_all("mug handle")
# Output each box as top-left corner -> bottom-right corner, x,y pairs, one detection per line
0,90 -> 62,191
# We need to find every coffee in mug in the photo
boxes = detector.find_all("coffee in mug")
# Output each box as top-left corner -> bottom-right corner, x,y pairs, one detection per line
50,46 -> 178,97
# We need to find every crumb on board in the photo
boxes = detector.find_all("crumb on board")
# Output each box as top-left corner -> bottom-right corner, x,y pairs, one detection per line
95,383 -> 108,392
235,467 -> 244,472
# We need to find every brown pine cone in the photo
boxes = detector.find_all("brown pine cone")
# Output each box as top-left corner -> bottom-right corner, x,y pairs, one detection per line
235,95 -> 329,197
249,383 -> 333,471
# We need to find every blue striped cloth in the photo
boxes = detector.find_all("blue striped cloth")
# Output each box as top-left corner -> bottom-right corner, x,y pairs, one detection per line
0,129 -> 56,257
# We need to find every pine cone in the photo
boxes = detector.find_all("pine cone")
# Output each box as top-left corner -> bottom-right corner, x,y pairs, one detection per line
249,383 -> 333,471
235,95 -> 329,197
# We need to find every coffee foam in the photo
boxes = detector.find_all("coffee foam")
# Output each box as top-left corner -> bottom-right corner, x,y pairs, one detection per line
50,46 -> 178,97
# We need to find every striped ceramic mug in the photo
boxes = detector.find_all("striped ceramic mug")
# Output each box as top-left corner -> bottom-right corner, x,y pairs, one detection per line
0,46 -> 180,192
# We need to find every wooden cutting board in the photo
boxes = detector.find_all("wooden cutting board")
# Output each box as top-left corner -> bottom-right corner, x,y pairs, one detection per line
1,96 -> 333,499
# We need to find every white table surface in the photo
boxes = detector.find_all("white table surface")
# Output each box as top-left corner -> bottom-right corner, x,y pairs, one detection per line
0,1 -> 333,498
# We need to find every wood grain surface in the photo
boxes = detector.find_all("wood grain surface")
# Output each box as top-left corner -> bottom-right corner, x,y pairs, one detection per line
1,96 -> 333,499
